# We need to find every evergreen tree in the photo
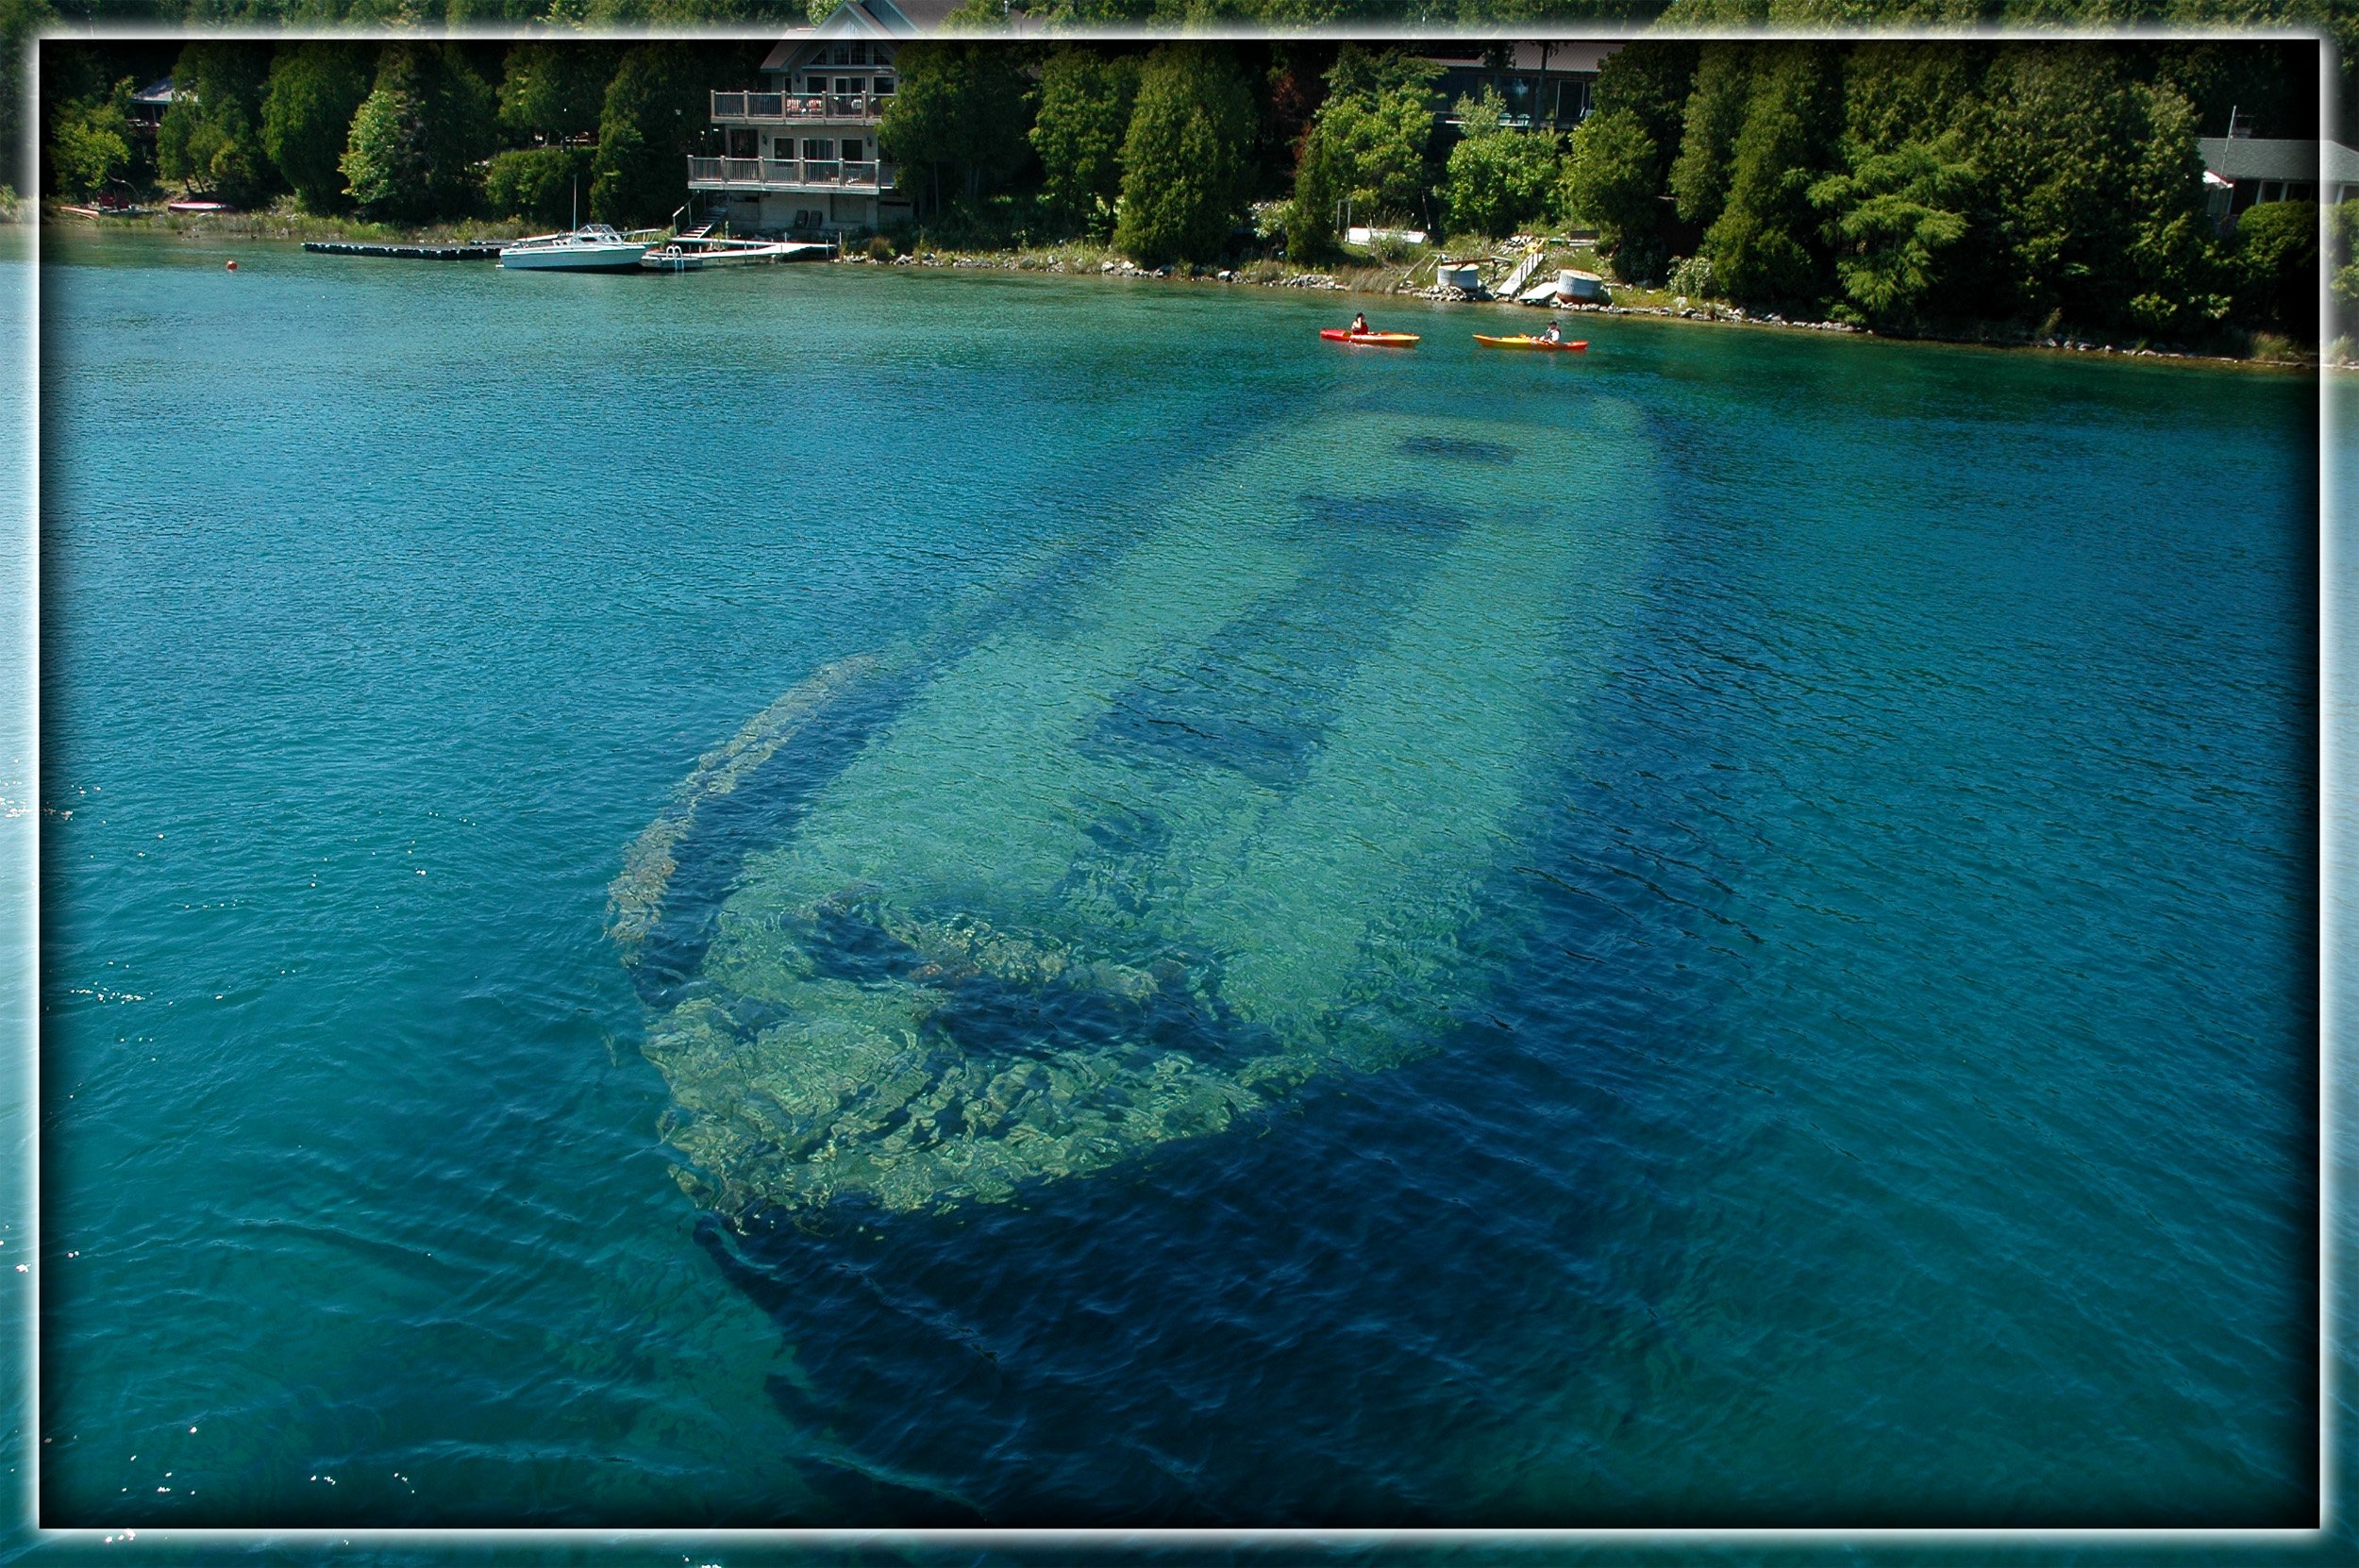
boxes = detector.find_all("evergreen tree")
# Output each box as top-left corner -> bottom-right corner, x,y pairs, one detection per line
1029,46 -> 1140,236
2121,80 -> 2228,337
1564,39 -> 1693,280
339,44 -> 494,221
497,40 -> 616,143
1668,43 -> 1749,228
261,42 -> 372,212
1558,107 -> 1662,277
1589,36 -> 1697,151
157,42 -> 276,203
1441,88 -> 1560,237
1114,43 -> 1258,266
1704,43 -> 1839,308
878,42 -> 1033,218
1977,43 -> 2220,333
590,42 -> 711,226
1808,134 -> 1973,328
0,0 -> 55,194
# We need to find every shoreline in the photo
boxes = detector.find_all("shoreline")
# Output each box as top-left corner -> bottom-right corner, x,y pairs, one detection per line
43,203 -> 2331,373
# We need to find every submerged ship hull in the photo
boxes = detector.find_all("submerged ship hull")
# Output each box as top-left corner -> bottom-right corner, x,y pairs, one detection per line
619,401 -> 1659,1223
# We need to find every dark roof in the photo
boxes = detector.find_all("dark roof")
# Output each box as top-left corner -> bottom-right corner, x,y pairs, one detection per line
2198,136 -> 2359,186
1421,42 -> 1618,75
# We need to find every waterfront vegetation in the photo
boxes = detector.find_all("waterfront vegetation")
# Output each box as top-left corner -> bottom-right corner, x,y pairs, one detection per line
36,25 -> 2344,352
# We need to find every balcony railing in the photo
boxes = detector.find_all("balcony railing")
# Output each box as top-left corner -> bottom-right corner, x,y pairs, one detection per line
711,90 -> 890,125
688,156 -> 894,192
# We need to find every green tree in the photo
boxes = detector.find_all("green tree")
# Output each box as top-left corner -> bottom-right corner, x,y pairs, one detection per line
1285,43 -> 1438,256
2121,79 -> 2229,338
1558,107 -> 1661,277
1113,43 -> 1257,266
1588,37 -> 1697,153
1808,135 -> 1974,329
1441,88 -> 1560,237
48,80 -> 133,199
2233,199 -> 2318,339
1029,46 -> 1140,236
1976,44 -> 2223,336
1704,43 -> 1839,308
485,144 -> 596,226
339,44 -> 494,222
262,42 -> 373,212
497,40 -> 616,143
878,41 -> 1033,218
1668,43 -> 1749,229
0,0 -> 57,194
2330,200 -> 2359,322
589,42 -> 710,227
157,42 -> 276,204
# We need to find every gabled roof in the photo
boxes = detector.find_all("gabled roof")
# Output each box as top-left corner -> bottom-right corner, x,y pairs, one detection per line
2198,136 -> 2359,186
755,0 -> 1046,56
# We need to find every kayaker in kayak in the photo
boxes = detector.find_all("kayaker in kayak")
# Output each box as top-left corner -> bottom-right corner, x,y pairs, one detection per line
1350,311 -> 1371,336
1541,320 -> 1563,344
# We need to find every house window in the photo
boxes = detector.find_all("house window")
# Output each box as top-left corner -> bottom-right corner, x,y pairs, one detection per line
727,127 -> 757,157
837,78 -> 864,95
803,138 -> 835,159
851,42 -> 867,63
808,75 -> 828,94
874,75 -> 895,94
833,44 -> 850,65
841,138 -> 862,160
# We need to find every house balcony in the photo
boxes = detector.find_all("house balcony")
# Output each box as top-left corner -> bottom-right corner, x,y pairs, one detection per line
711,90 -> 890,126
687,156 -> 897,193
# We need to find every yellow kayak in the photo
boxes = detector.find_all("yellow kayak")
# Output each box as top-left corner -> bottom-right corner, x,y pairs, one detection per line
1321,329 -> 1421,347
1473,334 -> 1588,352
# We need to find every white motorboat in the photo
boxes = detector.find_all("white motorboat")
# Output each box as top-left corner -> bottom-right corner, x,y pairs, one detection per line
498,224 -> 655,273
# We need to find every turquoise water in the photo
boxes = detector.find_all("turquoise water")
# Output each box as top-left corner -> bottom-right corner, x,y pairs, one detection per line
27,229 -> 2319,1529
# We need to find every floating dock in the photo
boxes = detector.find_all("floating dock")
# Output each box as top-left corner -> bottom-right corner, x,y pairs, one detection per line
302,241 -> 504,261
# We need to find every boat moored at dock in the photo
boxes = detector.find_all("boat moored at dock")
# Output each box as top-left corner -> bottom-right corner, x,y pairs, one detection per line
498,224 -> 658,272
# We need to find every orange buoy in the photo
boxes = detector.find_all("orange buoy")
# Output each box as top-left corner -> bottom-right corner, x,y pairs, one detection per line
225,259 -> 237,271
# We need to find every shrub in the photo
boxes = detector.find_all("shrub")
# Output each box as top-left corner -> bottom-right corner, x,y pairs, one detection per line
1666,252 -> 1714,298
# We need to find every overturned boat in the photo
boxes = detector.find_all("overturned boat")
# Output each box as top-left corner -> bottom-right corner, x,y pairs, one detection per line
614,401 -> 1656,1226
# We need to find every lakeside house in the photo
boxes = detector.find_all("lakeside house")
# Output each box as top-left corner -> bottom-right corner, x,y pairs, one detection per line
2198,133 -> 2359,224
1422,42 -> 1614,132
692,11 -> 1617,238
686,0 -> 957,234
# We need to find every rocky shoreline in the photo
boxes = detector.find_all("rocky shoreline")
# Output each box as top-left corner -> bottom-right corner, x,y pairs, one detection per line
854,243 -> 2320,369
47,206 -> 2329,370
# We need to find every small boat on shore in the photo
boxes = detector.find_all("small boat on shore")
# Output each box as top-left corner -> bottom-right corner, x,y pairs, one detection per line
1474,334 -> 1588,352
165,198 -> 231,214
639,236 -> 834,271
1321,329 -> 1421,348
499,224 -> 655,273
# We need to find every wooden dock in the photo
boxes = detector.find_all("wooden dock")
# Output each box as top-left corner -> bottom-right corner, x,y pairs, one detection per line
302,241 -> 504,261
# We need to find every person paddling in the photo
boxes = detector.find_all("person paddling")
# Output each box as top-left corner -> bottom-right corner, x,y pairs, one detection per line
1541,319 -> 1563,344
1350,311 -> 1371,336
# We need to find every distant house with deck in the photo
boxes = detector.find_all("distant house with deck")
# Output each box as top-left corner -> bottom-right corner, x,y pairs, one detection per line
2198,133 -> 2359,225
1422,42 -> 1617,133
688,0 -> 971,234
